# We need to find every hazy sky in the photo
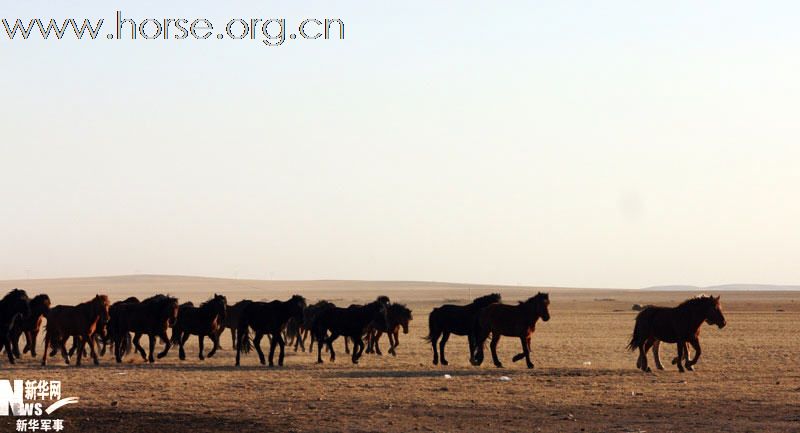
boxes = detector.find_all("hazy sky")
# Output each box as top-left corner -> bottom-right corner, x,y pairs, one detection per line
1,1 -> 798,288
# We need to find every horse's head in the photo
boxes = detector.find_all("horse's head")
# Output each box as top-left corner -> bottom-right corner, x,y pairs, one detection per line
94,294 -> 111,334
390,303 -> 413,334
535,292 -> 550,322
213,293 -> 228,321
31,294 -> 51,316
289,295 -> 307,321
7,289 -> 32,318
704,295 -> 726,329
164,297 -> 180,326
375,296 -> 391,323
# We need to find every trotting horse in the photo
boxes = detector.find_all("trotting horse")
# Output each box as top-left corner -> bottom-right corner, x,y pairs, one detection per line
425,293 -> 501,366
10,293 -> 48,359
366,303 -> 413,356
42,295 -> 110,366
235,295 -> 307,367
628,295 -> 726,372
167,294 -> 227,360
312,296 -> 389,364
472,292 -> 551,369
108,294 -> 179,363
0,289 -> 31,365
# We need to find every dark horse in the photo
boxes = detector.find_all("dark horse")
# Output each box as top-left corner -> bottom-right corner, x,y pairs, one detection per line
235,295 -> 307,367
628,295 -> 726,372
10,293 -> 48,359
301,300 -> 334,352
425,293 -> 501,365
366,303 -> 413,356
312,296 -> 390,364
107,295 -> 179,363
219,299 -> 252,350
0,289 -> 32,365
42,295 -> 110,366
472,292 -> 550,369
167,294 -> 227,360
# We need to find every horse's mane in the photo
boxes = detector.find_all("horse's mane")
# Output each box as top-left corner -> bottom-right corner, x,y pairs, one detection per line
375,295 -> 390,305
1,289 -> 29,303
520,292 -> 549,305
288,294 -> 307,306
141,294 -> 178,306
31,294 -> 50,305
677,294 -> 716,309
470,293 -> 501,308
200,295 -> 225,309
389,303 -> 412,319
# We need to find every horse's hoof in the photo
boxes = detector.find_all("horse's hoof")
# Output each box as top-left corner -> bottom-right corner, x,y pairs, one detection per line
656,365 -> 665,370
644,367 -> 651,373
432,359 -> 439,366
686,365 -> 694,371
526,363 -> 534,369
494,363 -> 503,368
441,360 -> 449,366
94,360 -> 99,366
317,360 -> 323,364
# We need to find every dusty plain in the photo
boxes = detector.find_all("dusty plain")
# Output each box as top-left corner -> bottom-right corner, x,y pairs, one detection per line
0,275 -> 798,433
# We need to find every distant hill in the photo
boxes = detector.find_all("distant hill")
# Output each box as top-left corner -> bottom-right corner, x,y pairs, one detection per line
643,284 -> 800,291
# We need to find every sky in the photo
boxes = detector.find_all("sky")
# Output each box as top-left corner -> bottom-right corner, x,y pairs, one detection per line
1,1 -> 798,288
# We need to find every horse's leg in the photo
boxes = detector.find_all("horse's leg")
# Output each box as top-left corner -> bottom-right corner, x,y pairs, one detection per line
430,331 -> 440,365
521,335 -> 534,368
147,334 -> 156,363
133,333 -> 147,361
489,334 -> 503,368
156,329 -> 171,359
208,332 -> 220,358
439,332 -> 450,366
345,336 -> 350,354
327,334 -> 338,362
316,333 -> 324,363
74,335 -> 84,366
1,336 -> 14,364
650,339 -> 664,370
276,333 -> 286,366
178,333 -> 190,360
197,335 -> 205,360
88,333 -> 99,365
686,338 -> 701,370
267,332 -> 277,367
11,330 -> 21,359
40,334 -> 50,366
351,337 -> 362,364
251,331 -> 265,365
388,331 -> 396,356
675,341 -> 686,373
373,330 -> 383,356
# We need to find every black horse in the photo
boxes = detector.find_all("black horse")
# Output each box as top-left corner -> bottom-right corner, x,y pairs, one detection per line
105,295 -> 179,363
301,300 -> 335,352
425,293 -> 501,365
10,293 -> 50,359
168,294 -> 227,360
628,295 -> 727,372
366,303 -> 413,356
0,289 -> 31,365
312,296 -> 390,364
219,299 -> 252,350
235,295 -> 306,367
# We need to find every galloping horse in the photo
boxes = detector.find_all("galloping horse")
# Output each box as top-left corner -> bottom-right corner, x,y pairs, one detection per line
168,294 -> 227,360
425,293 -> 501,365
472,292 -> 550,369
10,293 -> 49,359
366,303 -> 413,356
107,294 -> 179,363
301,300 -> 334,352
312,296 -> 390,364
42,295 -> 110,366
235,295 -> 306,367
0,289 -> 31,365
628,295 -> 726,372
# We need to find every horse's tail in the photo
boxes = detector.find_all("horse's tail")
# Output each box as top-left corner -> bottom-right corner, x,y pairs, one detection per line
120,332 -> 133,355
423,308 -> 439,342
627,308 -> 653,351
237,319 -> 252,354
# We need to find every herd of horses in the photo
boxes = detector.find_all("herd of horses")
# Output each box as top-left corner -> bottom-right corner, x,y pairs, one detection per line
0,288 -> 727,372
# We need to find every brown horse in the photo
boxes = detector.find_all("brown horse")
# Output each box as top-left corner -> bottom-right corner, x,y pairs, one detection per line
472,293 -> 550,368
426,293 -> 501,366
0,289 -> 31,365
42,294 -> 110,366
366,303 -> 413,356
628,295 -> 726,372
167,294 -> 227,360
10,293 -> 49,359
311,296 -> 390,364
235,295 -> 306,367
105,294 -> 179,363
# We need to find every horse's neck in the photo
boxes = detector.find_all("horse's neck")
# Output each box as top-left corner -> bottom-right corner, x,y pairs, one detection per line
519,302 -> 540,324
676,303 -> 706,331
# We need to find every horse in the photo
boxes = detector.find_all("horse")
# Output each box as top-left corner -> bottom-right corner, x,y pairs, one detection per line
61,296 -> 139,360
235,295 -> 307,367
425,293 -> 501,365
10,293 -> 49,359
167,294 -> 227,360
103,294 -> 178,363
220,300 -> 252,350
301,300 -> 335,352
41,294 -> 110,366
472,292 -> 550,369
366,303 -> 413,356
628,295 -> 726,372
312,296 -> 390,364
0,289 -> 32,365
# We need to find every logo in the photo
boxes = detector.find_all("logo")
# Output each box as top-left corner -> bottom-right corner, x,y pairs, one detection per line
0,380 -> 79,432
